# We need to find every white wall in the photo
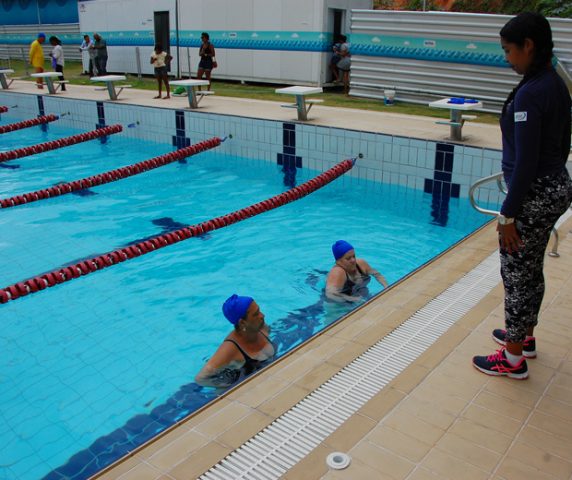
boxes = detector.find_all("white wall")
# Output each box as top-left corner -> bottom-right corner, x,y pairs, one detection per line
78,0 -> 372,84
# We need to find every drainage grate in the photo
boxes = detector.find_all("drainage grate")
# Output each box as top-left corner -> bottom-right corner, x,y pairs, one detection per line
200,252 -> 501,480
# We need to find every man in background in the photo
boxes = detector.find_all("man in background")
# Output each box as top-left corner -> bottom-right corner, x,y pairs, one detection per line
91,33 -> 108,75
29,32 -> 46,89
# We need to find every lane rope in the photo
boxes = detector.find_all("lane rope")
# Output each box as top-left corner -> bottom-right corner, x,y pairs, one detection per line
0,158 -> 356,304
0,106 -> 8,114
0,137 -> 222,209
0,124 -> 122,163
0,114 -> 59,134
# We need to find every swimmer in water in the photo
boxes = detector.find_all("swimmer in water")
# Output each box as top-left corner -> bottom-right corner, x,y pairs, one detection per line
195,295 -> 275,388
325,240 -> 388,303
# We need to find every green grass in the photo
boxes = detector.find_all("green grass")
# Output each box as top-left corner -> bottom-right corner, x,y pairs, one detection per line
6,59 -> 500,125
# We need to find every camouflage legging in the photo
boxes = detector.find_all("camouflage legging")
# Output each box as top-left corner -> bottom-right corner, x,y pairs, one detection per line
501,168 -> 572,344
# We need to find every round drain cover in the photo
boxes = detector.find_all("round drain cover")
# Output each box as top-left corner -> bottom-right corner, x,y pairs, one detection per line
326,452 -> 351,470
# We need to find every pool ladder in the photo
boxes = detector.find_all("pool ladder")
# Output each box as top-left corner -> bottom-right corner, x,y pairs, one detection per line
469,172 -> 561,258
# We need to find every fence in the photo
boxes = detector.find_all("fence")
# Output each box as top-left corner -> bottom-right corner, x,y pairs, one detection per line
0,23 -> 82,67
349,10 -> 572,113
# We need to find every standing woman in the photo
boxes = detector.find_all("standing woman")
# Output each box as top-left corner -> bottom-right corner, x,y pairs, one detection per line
196,32 -> 216,91
473,12 -> 572,379
49,36 -> 66,91
150,44 -> 172,99
336,36 -> 351,95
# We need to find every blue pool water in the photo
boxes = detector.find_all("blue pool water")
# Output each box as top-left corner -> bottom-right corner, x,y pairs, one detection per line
0,118 -> 497,479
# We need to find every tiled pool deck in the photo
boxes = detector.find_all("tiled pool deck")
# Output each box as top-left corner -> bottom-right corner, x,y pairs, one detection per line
5,81 -> 572,480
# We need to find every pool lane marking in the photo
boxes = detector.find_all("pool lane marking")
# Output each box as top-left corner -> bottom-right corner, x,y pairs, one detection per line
0,136 -> 221,209
0,114 -> 60,134
0,157 -> 356,304
0,124 -> 123,163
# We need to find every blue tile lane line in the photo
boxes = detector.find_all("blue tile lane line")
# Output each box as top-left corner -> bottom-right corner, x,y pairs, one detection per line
95,101 -> 108,144
277,123 -> 302,187
172,110 -> 191,155
37,95 -> 48,132
424,142 -> 460,226
42,384 -> 216,480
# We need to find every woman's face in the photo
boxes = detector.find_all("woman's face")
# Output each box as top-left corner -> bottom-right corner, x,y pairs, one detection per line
242,301 -> 266,333
337,249 -> 357,270
501,37 -> 534,75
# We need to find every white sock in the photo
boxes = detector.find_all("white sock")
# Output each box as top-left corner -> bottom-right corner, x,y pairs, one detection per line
504,349 -> 523,366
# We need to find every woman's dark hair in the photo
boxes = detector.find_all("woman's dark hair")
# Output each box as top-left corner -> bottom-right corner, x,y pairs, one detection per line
49,36 -> 61,45
201,32 -> 209,40
155,44 -> 163,51
501,12 -> 554,115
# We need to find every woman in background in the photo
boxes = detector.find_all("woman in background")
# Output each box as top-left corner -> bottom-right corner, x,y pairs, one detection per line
197,32 -> 216,91
49,36 -> 66,91
150,44 -> 171,99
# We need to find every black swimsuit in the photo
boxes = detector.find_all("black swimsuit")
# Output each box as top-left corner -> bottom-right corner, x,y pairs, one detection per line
224,331 -> 275,374
340,264 -> 370,295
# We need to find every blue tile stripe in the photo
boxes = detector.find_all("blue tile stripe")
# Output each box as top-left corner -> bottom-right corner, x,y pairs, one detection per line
37,95 -> 49,133
277,123 -> 302,187
42,384 -> 216,480
424,142 -> 460,199
95,102 -> 108,144
424,142 -> 460,226
96,101 -> 105,128
172,110 -> 191,153
37,95 -> 45,116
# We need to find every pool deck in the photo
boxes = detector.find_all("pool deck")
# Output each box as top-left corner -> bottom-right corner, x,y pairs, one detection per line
5,82 -> 572,480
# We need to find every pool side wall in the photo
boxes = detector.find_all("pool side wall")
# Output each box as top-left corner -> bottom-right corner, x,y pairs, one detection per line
0,92 -> 503,205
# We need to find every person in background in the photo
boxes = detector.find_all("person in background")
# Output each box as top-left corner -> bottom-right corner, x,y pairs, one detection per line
196,32 -> 216,91
329,34 -> 345,83
195,295 -> 275,388
49,36 -> 66,91
335,35 -> 351,95
79,34 -> 94,76
472,12 -> 572,379
150,44 -> 172,99
326,240 -> 388,303
29,32 -> 46,89
91,33 -> 108,75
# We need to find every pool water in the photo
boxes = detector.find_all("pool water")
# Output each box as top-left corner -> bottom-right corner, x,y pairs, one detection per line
0,118 -> 497,479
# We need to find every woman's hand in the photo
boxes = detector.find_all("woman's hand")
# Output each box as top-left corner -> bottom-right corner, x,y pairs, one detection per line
497,222 -> 523,253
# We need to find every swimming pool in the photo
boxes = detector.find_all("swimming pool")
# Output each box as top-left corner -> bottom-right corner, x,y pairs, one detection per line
0,95 -> 503,479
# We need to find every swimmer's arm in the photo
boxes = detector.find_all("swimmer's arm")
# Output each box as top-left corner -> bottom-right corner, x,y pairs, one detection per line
325,267 -> 361,303
325,286 -> 361,303
194,341 -> 243,388
195,364 -> 240,388
371,270 -> 388,288
359,259 -> 388,288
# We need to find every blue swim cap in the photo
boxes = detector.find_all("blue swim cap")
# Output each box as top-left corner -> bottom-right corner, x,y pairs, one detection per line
332,240 -> 354,260
38,33 -> 46,39
222,294 -> 254,325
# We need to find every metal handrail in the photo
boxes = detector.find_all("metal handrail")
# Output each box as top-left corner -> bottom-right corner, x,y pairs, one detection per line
468,171 -> 505,216
469,171 -> 560,257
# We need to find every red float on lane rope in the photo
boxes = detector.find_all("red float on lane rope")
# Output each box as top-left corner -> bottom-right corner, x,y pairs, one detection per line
0,124 -> 122,163
0,137 -> 222,209
0,114 -> 59,135
0,158 -> 355,304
